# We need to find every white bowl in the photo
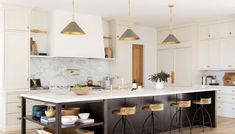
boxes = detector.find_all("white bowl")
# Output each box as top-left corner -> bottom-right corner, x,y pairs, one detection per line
78,113 -> 90,120
61,116 -> 78,125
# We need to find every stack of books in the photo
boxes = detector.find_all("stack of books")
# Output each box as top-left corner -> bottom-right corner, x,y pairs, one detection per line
40,116 -> 56,124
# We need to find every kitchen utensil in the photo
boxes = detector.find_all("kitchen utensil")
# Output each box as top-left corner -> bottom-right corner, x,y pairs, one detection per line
71,87 -> 92,95
78,113 -> 90,120
62,108 -> 80,116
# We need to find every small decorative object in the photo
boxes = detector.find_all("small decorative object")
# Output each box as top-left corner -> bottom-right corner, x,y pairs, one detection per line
72,83 -> 92,95
45,106 -> 56,117
148,71 -> 170,89
105,48 -> 113,58
30,37 -> 38,55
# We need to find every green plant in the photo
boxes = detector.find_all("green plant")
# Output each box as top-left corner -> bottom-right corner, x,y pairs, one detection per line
74,83 -> 81,88
148,71 -> 170,83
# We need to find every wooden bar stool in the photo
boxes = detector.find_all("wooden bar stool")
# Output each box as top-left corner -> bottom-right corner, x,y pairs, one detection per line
141,103 -> 164,134
192,98 -> 213,132
112,106 -> 136,134
169,100 -> 192,134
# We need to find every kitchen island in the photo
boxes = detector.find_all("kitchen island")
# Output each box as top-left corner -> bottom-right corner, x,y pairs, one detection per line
21,87 -> 218,134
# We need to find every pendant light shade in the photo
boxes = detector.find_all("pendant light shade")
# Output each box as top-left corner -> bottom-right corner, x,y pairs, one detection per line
119,28 -> 140,41
61,0 -> 85,35
61,21 -> 85,35
162,34 -> 180,44
162,4 -> 180,44
119,0 -> 140,41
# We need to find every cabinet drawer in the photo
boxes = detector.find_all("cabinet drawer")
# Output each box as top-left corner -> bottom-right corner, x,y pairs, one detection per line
217,103 -> 235,113
217,89 -> 235,95
7,101 -> 44,114
217,95 -> 235,103
7,94 -> 21,103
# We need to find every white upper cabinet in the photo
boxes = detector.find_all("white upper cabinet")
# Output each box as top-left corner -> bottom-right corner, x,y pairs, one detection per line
220,21 -> 235,38
4,6 -> 30,31
198,41 -> 209,70
220,38 -> 235,69
49,10 -> 105,58
199,24 -> 221,40
5,31 -> 29,90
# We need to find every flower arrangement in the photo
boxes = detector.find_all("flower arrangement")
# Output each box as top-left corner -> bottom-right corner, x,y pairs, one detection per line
148,71 -> 170,83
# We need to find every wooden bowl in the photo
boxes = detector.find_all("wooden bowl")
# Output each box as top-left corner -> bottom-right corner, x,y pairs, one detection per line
45,110 -> 56,117
62,108 -> 80,116
72,87 -> 92,95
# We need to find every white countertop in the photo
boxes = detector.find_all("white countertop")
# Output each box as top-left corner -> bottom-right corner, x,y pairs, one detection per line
20,87 -> 218,103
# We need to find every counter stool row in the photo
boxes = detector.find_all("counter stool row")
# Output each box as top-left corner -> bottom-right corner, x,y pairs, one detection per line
112,97 -> 213,134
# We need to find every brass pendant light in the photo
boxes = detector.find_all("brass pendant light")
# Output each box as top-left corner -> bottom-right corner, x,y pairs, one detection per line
162,4 -> 180,44
119,0 -> 140,41
61,0 -> 86,35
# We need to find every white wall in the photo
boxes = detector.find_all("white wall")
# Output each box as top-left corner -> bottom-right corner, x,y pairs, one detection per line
48,10 -> 104,58
110,21 -> 157,89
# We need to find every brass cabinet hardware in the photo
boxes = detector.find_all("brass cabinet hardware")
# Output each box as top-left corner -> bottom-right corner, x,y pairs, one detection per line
171,71 -> 175,84
17,117 -> 22,120
17,96 -> 22,99
17,105 -> 22,108
228,65 -> 233,67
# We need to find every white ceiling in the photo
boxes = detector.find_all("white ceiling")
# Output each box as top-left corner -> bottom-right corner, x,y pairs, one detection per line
1,0 -> 235,27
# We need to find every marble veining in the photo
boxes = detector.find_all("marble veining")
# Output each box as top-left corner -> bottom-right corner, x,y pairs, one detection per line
30,57 -> 111,87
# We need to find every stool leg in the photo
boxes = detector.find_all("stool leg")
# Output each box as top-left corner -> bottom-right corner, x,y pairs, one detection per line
169,110 -> 180,134
112,117 -> 122,134
151,112 -> 155,134
179,109 -> 182,133
202,106 -> 213,131
122,116 -> 126,134
153,113 -> 164,133
182,110 -> 192,134
141,113 -> 152,134
125,118 -> 136,134
201,105 -> 205,132
192,106 -> 203,126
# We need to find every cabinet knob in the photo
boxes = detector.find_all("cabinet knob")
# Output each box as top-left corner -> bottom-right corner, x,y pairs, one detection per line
232,108 -> 234,110
208,35 -> 211,37
17,117 -> 22,120
207,65 -> 211,68
232,98 -> 234,100
229,32 -> 232,35
228,65 -> 233,67
232,90 -> 235,92
17,96 -> 22,99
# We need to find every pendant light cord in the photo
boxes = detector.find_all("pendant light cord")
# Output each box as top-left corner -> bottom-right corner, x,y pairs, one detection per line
72,0 -> 75,21
128,0 -> 131,28
169,4 -> 174,34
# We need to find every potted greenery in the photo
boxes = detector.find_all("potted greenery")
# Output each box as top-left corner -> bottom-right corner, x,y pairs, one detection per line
148,71 -> 170,89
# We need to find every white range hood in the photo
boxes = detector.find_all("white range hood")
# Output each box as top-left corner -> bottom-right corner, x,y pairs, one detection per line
48,10 -> 105,58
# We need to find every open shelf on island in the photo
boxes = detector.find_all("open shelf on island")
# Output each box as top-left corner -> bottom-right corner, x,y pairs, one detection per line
25,115 -> 104,130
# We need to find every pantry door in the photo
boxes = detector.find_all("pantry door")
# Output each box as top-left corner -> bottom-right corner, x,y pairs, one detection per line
132,44 -> 144,86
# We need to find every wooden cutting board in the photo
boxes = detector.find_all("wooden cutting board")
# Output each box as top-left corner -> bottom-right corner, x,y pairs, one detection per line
224,72 -> 235,86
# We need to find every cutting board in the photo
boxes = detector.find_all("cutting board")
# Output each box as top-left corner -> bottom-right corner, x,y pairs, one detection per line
224,72 -> 235,86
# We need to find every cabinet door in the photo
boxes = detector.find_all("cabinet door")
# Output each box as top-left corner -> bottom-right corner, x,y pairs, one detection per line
5,32 -> 29,90
221,38 -> 235,69
174,48 -> 192,87
208,40 -> 221,69
220,21 -> 235,37
4,6 -> 30,31
157,50 -> 174,86
198,41 -> 209,69
174,26 -> 192,42
199,24 -> 221,40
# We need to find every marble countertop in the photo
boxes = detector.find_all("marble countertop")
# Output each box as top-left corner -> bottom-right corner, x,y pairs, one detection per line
20,86 -> 218,103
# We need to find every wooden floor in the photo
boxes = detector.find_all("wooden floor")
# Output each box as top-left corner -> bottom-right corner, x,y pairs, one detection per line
1,117 -> 235,134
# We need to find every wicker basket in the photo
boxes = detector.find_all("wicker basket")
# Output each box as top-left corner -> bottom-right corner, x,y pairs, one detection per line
72,87 -> 92,95
62,108 -> 80,116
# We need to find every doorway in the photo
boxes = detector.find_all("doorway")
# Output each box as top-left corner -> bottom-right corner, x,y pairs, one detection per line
132,44 -> 143,86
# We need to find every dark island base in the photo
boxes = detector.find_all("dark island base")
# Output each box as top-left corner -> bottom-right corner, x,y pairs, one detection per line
21,91 -> 216,134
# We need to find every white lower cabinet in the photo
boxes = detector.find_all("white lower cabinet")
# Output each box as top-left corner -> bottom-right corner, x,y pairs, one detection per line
217,88 -> 235,118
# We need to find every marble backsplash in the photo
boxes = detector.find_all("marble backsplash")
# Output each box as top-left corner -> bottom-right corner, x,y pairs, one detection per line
30,57 -> 111,87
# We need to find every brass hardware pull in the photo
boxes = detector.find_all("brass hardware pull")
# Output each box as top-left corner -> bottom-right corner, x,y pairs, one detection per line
17,105 -> 22,108
207,65 -> 211,68
17,96 -> 22,99
228,65 -> 233,67
17,117 -> 22,120
171,71 -> 175,84
229,32 -> 232,35
208,35 -> 211,37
